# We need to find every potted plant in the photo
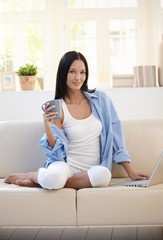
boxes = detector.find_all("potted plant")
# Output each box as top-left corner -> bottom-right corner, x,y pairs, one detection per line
16,64 -> 38,90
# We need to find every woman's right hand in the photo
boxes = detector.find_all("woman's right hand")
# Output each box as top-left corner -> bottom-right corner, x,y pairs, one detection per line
42,103 -> 63,148
42,102 -> 63,129
42,102 -> 58,124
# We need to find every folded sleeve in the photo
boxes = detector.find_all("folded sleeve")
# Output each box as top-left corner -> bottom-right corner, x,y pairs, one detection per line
109,99 -> 131,164
39,124 -> 68,161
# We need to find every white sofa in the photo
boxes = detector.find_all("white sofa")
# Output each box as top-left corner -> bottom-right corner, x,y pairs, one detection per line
0,120 -> 163,226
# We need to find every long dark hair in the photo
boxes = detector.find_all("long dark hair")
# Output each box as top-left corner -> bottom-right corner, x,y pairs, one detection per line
55,51 -> 95,99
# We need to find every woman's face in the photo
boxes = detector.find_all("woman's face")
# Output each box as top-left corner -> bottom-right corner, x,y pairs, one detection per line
66,60 -> 86,91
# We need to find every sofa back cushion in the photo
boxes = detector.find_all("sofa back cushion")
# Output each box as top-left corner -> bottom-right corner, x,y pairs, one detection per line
0,119 -> 163,178
112,119 -> 163,177
0,121 -> 45,177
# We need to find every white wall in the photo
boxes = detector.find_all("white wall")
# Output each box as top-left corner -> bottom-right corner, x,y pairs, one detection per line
104,87 -> 163,120
0,87 -> 163,122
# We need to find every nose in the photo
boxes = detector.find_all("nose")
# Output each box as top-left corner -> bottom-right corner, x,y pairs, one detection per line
74,73 -> 80,81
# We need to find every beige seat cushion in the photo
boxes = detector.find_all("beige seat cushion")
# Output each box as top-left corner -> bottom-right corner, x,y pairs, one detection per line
0,179 -> 76,226
77,178 -> 163,226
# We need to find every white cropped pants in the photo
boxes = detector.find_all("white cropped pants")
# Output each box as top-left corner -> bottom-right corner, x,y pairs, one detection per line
37,161 -> 111,190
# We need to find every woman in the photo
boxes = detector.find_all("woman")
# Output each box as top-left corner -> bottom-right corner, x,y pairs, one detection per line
5,51 -> 148,190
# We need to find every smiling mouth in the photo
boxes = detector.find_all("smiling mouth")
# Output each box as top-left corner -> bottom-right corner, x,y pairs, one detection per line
73,82 -> 82,85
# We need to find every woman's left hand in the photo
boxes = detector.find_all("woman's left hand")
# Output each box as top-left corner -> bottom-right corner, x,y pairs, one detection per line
120,162 -> 149,180
128,171 -> 149,180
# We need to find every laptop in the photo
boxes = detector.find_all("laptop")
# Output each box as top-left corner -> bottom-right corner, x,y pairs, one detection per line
122,152 -> 163,187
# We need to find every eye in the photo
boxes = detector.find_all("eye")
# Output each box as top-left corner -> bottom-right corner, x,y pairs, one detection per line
69,70 -> 75,74
81,71 -> 86,75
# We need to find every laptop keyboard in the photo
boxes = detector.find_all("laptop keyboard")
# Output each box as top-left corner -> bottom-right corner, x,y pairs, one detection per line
123,179 -> 148,187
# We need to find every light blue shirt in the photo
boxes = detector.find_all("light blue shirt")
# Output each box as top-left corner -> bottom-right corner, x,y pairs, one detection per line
39,90 -> 131,170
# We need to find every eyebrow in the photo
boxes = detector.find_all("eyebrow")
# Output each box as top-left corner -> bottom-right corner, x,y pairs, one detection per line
69,67 -> 86,71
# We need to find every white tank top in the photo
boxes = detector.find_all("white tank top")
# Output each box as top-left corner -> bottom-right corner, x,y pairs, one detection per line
62,100 -> 102,170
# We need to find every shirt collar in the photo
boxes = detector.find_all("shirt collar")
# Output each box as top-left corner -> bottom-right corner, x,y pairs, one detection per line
83,90 -> 98,100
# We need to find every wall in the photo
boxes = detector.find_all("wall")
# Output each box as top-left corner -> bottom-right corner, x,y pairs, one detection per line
103,87 -> 163,120
0,87 -> 162,122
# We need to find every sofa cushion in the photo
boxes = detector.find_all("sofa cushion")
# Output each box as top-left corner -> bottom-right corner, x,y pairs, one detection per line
1,120 -> 163,227
77,178 -> 163,226
0,179 -> 77,226
112,119 -> 163,177
1,120 -> 163,179
0,121 -> 45,177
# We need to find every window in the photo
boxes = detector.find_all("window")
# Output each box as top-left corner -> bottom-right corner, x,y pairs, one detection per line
109,19 -> 136,74
70,20 -> 98,87
0,0 -> 45,12
26,23 -> 44,71
0,0 -> 46,89
161,0 -> 163,8
0,24 -> 13,72
65,0 -> 139,88
67,0 -> 137,8
0,0 -> 162,91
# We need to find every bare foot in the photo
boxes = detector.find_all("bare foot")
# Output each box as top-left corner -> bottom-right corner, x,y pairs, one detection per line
5,172 -> 33,184
16,179 -> 40,188
4,172 -> 39,188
